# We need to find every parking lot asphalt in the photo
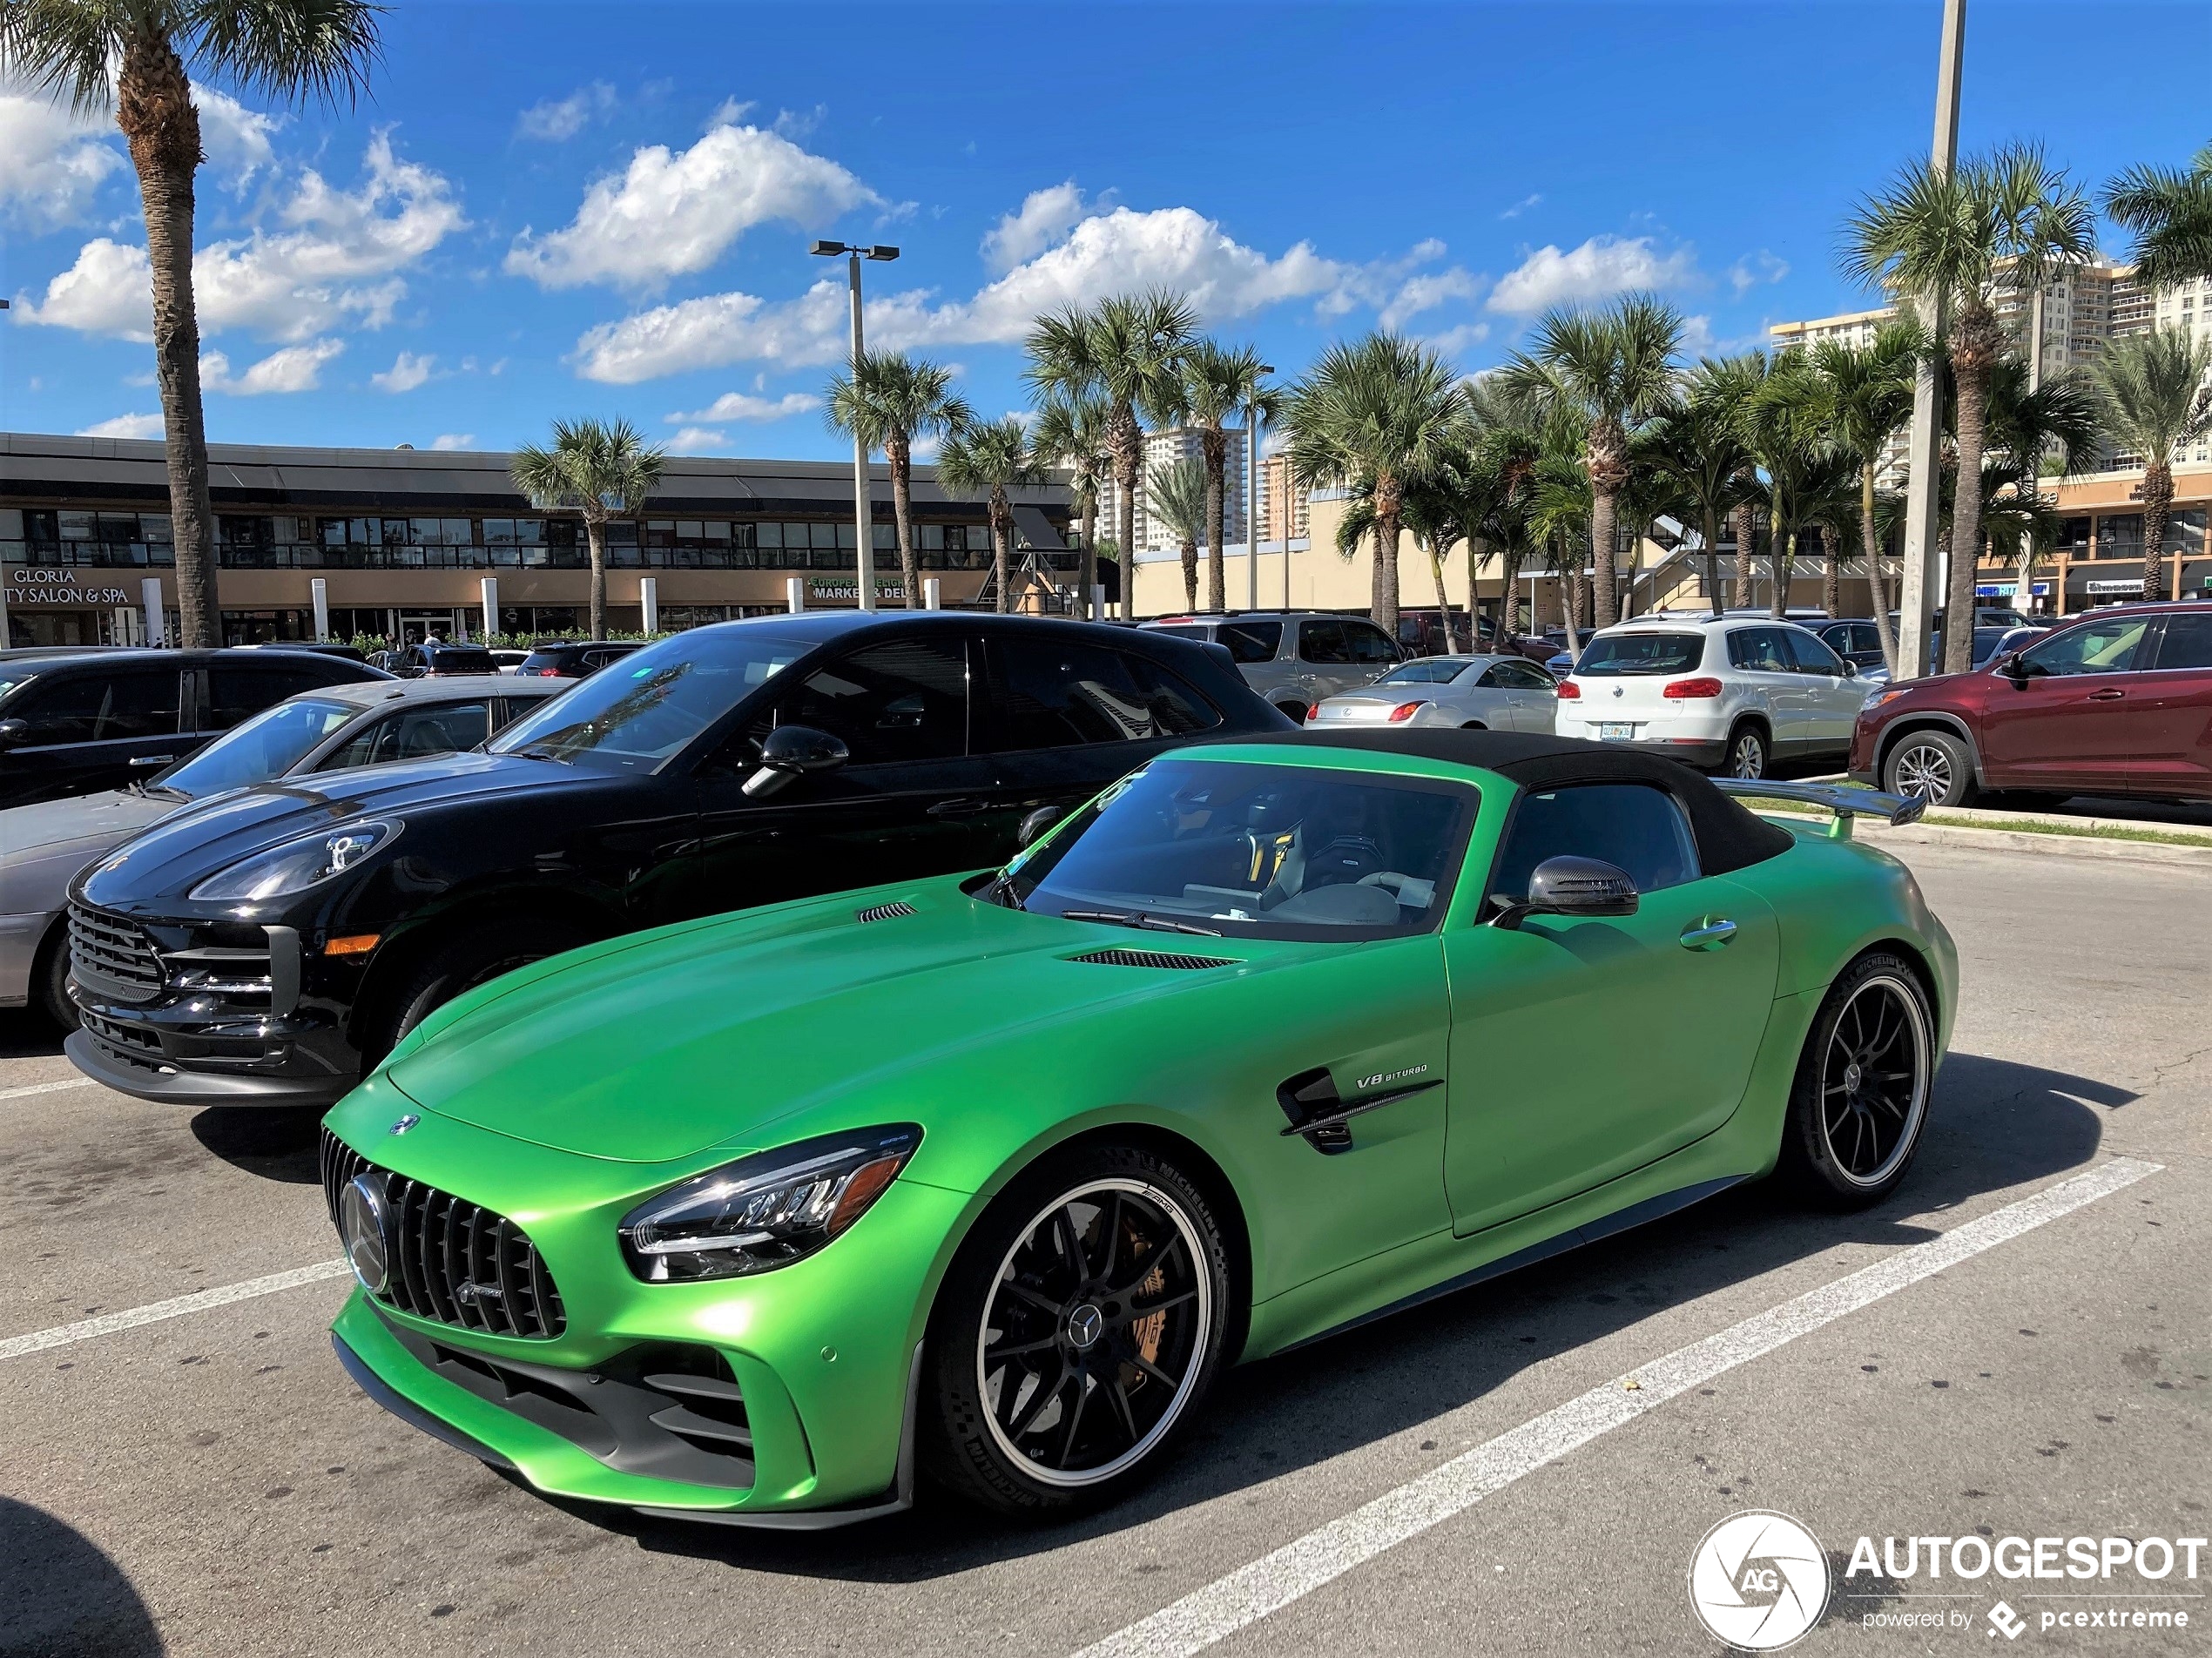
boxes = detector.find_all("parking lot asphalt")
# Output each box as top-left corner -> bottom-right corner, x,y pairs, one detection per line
3,839 -> 2206,1658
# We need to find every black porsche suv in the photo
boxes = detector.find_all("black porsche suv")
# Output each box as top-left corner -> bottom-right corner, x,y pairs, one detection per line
65,612 -> 1291,1108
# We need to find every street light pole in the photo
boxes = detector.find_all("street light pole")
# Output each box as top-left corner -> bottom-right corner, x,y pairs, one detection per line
811,240 -> 901,612
1245,365 -> 1272,613
1896,0 -> 1966,680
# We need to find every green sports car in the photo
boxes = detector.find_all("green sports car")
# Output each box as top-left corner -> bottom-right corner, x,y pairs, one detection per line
321,731 -> 1954,1527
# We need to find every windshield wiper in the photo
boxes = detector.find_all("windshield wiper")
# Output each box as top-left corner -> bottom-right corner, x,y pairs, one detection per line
509,744 -> 570,764
1057,908 -> 1223,937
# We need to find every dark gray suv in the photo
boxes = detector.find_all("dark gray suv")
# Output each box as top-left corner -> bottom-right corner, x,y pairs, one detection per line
1141,611 -> 1403,723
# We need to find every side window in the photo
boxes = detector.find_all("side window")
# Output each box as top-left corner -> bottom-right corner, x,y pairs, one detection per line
987,638 -> 1221,751
1784,630 -> 1846,676
2020,617 -> 2151,677
1853,623 -> 1883,657
1726,628 -> 1790,672
1490,783 -> 1701,902
1216,620 -> 1283,664
1298,620 -> 1352,664
206,666 -> 327,731
1345,623 -> 1399,664
2152,613 -> 2212,671
1474,665 -> 1504,688
7,670 -> 180,744
1494,661 -> 1551,690
761,637 -> 969,765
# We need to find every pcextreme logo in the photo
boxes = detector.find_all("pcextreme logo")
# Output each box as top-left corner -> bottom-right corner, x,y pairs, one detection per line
1689,1511 -> 1831,1650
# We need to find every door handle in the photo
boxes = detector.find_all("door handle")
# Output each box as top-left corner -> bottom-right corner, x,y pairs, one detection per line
2086,688 -> 2126,701
1679,917 -> 1737,951
927,798 -> 990,817
129,754 -> 178,767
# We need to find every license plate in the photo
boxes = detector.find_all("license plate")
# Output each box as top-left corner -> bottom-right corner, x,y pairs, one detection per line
1597,722 -> 1635,740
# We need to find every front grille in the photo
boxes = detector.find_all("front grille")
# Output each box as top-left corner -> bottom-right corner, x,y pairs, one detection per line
320,1129 -> 566,1339
1068,947 -> 1239,971
69,904 -> 165,1005
854,900 -> 914,924
79,1006 -> 162,1059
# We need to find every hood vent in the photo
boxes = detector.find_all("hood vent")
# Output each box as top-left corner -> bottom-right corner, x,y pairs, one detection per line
1069,947 -> 1238,971
854,900 -> 916,924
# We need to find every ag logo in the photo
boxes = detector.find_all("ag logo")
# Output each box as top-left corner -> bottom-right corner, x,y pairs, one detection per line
1688,1511 -> 1831,1650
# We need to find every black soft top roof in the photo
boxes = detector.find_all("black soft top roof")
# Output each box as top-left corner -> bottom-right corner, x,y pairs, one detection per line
1227,729 -> 1794,876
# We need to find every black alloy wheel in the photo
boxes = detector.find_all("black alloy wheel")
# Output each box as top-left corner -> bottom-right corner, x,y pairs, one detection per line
925,1144 -> 1230,1513
1782,951 -> 1934,1208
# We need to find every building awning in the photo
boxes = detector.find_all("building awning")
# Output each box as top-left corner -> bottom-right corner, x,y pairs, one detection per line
1012,505 -> 1065,550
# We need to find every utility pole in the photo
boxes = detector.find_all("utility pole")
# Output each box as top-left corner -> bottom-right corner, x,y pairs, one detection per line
1896,0 -> 1966,680
1245,366 -> 1272,612
810,241 -> 901,612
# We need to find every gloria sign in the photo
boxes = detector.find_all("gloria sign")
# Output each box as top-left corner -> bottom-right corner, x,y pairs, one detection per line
3,567 -> 135,607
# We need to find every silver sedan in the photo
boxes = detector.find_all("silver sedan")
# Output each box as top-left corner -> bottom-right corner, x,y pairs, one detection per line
1308,653 -> 1559,731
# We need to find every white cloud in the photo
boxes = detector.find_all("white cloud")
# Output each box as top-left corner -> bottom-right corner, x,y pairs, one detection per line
77,411 -> 164,440
1500,193 -> 1542,220
665,427 -> 731,454
0,95 -> 124,231
430,433 -> 475,450
1424,322 -> 1492,359
371,349 -> 435,392
1380,266 -> 1483,330
705,98 -> 756,130
504,120 -> 880,291
201,337 -> 344,394
1728,249 -> 1791,296
574,202 -> 1420,382
1487,235 -> 1700,314
517,83 -> 617,143
16,133 -> 464,345
981,181 -> 1089,273
664,390 -> 819,422
195,90 -> 280,186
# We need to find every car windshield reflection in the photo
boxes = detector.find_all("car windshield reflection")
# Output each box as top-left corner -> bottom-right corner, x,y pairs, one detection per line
1001,758 -> 1475,942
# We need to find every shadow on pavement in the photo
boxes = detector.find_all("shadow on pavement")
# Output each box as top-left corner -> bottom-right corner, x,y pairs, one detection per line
0,1010 -> 66,1062
591,1049 -> 2128,1581
0,1497 -> 161,1658
187,1106 -> 326,1185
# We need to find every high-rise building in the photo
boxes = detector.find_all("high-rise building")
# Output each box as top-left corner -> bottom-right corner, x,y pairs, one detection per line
1255,452 -> 1310,546
1096,427 -> 1250,555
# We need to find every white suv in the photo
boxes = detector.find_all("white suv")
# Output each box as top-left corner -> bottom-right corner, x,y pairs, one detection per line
1552,612 -> 1868,778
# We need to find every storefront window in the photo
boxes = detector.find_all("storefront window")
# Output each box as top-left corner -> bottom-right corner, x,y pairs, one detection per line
2057,516 -> 2091,556
2096,514 -> 2143,558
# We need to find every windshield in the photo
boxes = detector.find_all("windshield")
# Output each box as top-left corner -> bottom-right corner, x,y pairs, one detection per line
1001,758 -> 1475,941
489,628 -> 810,772
151,698 -> 356,798
1575,633 -> 1703,676
1377,659 -> 1476,685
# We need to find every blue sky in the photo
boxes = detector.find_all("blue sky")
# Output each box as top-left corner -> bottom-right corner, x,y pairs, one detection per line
3,1 -> 2207,464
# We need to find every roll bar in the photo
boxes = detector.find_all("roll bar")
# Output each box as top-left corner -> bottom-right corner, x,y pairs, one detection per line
1710,778 -> 1927,840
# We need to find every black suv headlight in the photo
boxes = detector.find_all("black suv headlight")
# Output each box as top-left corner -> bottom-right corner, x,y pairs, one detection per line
189,819 -> 401,902
617,1125 -> 921,1283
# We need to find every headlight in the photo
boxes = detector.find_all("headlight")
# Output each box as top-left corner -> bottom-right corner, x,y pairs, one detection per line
188,819 -> 401,901
1863,687 -> 1911,711
618,1124 -> 921,1283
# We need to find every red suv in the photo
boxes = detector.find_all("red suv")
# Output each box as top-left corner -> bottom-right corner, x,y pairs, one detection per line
1850,603 -> 2212,805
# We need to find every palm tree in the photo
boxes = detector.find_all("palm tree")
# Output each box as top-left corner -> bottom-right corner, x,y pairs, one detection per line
2104,144 -> 2212,288
1807,321 -> 1926,672
1649,361 -> 1756,618
1526,446 -> 1594,649
1743,352 -> 1837,618
1030,390 -> 1111,617
1166,341 -> 1278,612
1458,405 -> 1543,643
2,0 -> 384,648
1844,143 -> 2094,672
2091,328 -> 2212,603
1147,456 -> 1210,611
1025,291 -> 1196,620
1497,293 -> 1684,628
510,419 -> 665,640
826,350 -> 972,610
1280,333 -> 1463,637
936,416 -> 1046,614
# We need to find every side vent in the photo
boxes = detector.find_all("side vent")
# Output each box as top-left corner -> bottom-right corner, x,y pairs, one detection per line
1069,948 -> 1238,971
854,900 -> 915,924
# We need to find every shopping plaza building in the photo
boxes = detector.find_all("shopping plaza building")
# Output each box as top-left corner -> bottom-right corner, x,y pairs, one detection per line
0,432 -> 1075,647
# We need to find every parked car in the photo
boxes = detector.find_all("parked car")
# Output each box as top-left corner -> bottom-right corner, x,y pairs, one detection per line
319,731 -> 1953,1527
489,649 -> 531,675
1141,611 -> 1402,722
1851,601 -> 2212,805
240,641 -> 371,664
1310,653 -> 1558,730
516,640 -> 645,678
0,648 -> 388,811
1,676 -> 563,1028
386,642 -> 498,677
1811,618 -> 1889,674
65,614 -> 1291,1109
1552,612 -> 1865,778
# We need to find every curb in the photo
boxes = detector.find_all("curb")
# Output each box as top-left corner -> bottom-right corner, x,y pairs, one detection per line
1770,812 -> 2212,870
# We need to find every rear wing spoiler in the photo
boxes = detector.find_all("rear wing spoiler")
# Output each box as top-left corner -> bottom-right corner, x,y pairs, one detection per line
1710,778 -> 1927,839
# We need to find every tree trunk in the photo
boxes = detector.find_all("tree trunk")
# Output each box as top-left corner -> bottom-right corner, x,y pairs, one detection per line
1703,507 -> 1723,617
1372,516 -> 1401,638
1588,488 -> 1618,629
1767,505 -> 1787,618
888,435 -> 920,609
1944,319 -> 1999,675
118,37 -> 219,648
1495,549 -> 1521,644
1078,495 -> 1098,621
586,517 -> 608,639
1862,467 -> 1898,676
1202,428 -> 1227,612
1428,538 -> 1452,650
1821,522 -> 1841,617
993,491 -> 1012,614
1733,495 -> 1758,611
1111,408 -> 1142,620
2141,460 -> 2173,606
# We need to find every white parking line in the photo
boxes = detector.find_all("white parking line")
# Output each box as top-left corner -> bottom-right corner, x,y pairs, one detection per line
0,1259 -> 351,1362
0,1077 -> 97,1102
1074,1156 -> 2162,1658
